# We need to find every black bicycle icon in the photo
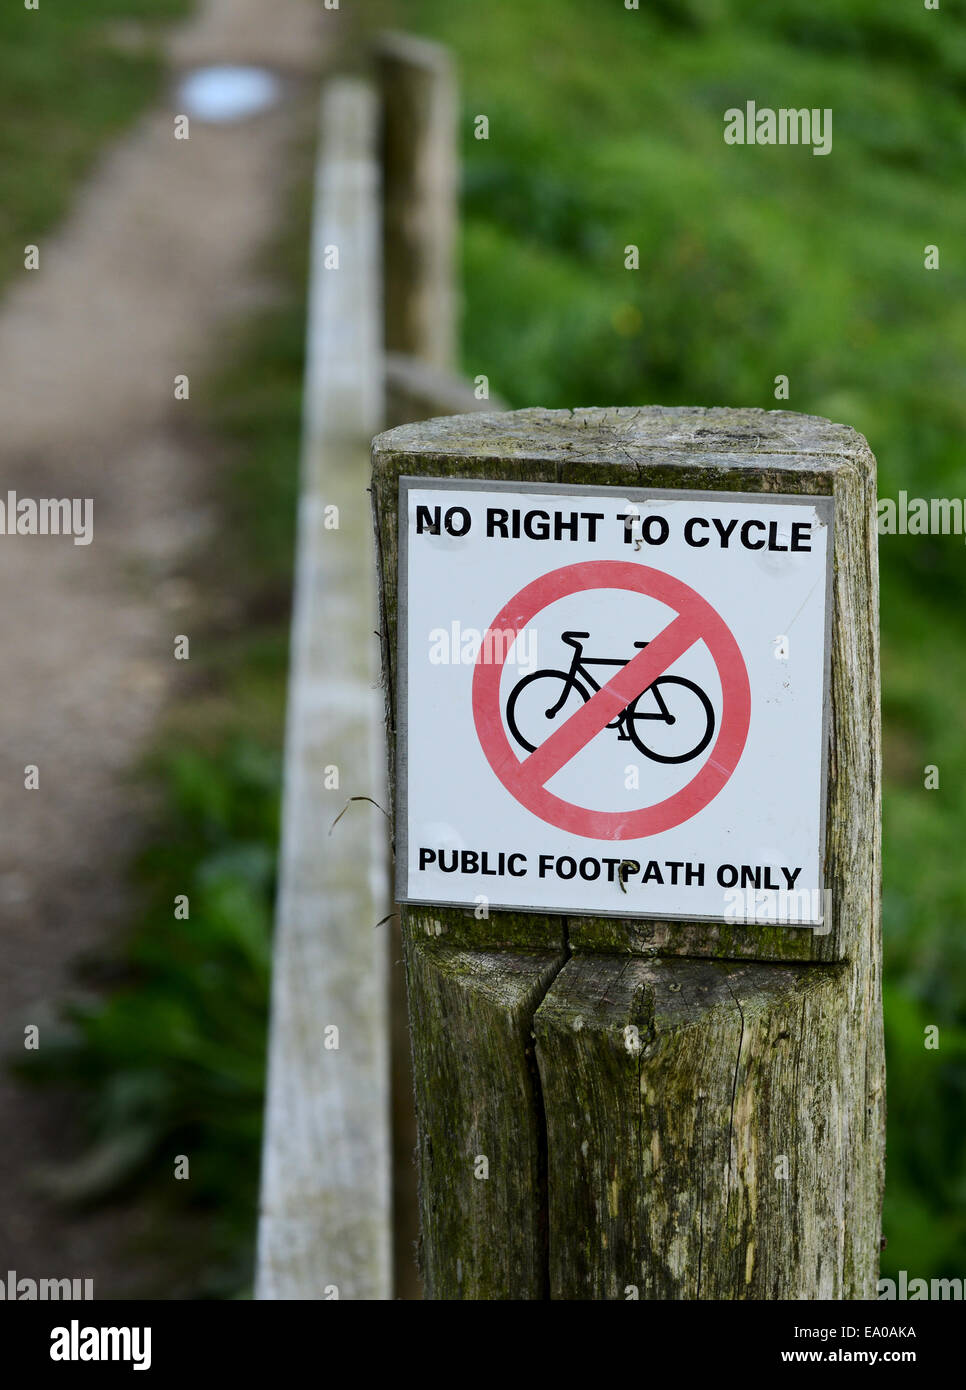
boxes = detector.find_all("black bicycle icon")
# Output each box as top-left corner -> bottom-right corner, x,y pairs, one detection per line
505,630 -> 715,765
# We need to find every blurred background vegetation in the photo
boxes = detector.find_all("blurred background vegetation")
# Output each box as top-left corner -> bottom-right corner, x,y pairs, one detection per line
383,0 -> 966,1283
7,0 -> 965,1294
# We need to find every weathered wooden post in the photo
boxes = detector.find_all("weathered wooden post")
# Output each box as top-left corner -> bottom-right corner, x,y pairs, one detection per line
371,406 -> 884,1300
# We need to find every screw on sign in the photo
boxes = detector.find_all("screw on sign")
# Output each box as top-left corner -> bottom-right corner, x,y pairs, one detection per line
471,560 -> 751,839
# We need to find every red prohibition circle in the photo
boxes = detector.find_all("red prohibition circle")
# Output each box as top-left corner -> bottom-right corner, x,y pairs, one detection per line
471,560 -> 751,840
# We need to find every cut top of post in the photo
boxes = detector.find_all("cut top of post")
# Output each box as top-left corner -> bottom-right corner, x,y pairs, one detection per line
371,406 -> 880,966
374,404 -> 872,471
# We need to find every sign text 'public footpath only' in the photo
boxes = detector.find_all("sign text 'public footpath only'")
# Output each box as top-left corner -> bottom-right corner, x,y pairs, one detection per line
399,480 -> 833,926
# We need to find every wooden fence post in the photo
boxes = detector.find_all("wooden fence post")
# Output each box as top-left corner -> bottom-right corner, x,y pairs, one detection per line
375,32 -> 458,371
371,406 -> 884,1300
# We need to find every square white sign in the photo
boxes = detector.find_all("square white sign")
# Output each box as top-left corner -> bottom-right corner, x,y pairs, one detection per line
398,478 -> 832,927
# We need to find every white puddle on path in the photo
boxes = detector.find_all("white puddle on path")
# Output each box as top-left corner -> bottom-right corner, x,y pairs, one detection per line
176,64 -> 282,122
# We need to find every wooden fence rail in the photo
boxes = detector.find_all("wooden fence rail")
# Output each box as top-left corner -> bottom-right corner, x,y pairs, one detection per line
257,35 -> 494,1300
255,76 -> 390,1302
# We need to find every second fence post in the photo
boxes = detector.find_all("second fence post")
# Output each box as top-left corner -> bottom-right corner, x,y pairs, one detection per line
375,31 -> 458,372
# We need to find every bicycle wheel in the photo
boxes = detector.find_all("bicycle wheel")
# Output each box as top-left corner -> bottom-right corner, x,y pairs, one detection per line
505,669 -> 591,754
626,676 -> 715,764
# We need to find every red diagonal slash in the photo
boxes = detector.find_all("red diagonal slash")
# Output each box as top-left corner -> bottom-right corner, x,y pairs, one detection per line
519,611 -> 703,789
472,560 -> 750,840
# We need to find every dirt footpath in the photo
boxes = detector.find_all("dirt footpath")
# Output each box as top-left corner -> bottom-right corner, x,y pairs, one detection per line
0,0 -> 324,1296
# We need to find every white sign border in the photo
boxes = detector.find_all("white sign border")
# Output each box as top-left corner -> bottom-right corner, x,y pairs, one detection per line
395,475 -> 835,927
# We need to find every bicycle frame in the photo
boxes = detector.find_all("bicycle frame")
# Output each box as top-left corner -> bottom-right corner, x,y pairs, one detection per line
551,638 -> 672,729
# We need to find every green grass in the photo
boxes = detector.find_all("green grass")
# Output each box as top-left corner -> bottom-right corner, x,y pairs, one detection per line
379,0 -> 966,1280
0,1 -> 192,282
